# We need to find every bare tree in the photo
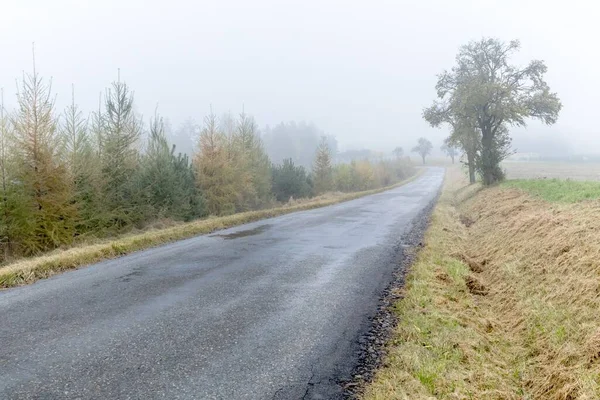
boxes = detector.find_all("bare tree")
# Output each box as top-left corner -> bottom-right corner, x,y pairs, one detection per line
412,137 -> 432,164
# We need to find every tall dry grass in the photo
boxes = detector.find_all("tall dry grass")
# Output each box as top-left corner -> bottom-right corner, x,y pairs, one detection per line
364,167 -> 600,399
463,187 -> 600,399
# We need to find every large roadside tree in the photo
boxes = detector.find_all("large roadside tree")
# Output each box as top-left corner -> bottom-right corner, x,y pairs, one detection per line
412,137 -> 432,164
448,119 -> 480,183
424,38 -> 561,185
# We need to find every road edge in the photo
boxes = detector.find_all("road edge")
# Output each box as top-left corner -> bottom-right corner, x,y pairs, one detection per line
340,169 -> 444,398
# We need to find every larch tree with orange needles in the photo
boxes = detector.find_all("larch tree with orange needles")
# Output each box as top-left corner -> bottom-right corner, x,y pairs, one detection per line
194,111 -> 237,216
312,136 -> 333,195
11,56 -> 76,254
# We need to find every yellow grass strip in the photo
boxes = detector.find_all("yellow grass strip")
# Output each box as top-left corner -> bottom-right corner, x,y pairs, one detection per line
0,170 -> 424,289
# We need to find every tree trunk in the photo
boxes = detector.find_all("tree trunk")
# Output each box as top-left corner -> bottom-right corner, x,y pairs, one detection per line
421,155 -> 425,164
481,130 -> 494,185
451,155 -> 455,164
466,151 -> 476,184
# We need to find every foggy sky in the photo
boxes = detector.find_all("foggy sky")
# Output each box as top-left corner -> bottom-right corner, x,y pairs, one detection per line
0,0 -> 596,154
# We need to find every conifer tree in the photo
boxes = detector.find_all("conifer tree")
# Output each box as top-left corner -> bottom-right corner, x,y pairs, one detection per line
61,86 -> 100,232
271,158 -> 311,202
142,111 -> 204,220
194,110 -> 236,215
312,136 -> 333,195
90,93 -> 104,159
11,52 -> 76,253
100,73 -> 142,228
172,151 -> 205,221
0,89 -> 31,258
233,112 -> 272,210
0,89 -> 10,256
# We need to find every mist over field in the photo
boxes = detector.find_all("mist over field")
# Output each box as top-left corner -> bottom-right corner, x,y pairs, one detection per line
1,0 -> 597,158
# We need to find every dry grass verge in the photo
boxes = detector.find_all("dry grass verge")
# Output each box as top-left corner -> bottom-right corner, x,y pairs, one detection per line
364,169 -> 600,399
0,171 -> 423,289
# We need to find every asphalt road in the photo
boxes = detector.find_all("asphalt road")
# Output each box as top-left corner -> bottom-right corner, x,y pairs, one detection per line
0,167 -> 444,400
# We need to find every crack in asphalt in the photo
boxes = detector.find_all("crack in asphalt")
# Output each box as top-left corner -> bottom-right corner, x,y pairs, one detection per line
271,386 -> 285,400
301,368 -> 316,400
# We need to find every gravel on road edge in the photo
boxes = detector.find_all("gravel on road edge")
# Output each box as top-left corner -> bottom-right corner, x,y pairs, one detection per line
339,190 -> 441,399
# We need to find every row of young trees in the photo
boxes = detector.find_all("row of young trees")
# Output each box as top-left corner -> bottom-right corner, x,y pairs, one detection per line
423,38 -> 562,184
0,66 -> 206,259
0,62 -> 413,260
198,127 -> 413,206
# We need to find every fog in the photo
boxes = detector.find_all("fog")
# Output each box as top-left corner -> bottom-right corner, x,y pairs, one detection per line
0,0 -> 597,156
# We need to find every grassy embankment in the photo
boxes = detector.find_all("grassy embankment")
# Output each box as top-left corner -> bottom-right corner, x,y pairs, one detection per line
364,168 -> 600,399
0,170 -> 423,289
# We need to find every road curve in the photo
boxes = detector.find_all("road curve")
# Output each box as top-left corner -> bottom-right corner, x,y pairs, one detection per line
0,167 -> 444,400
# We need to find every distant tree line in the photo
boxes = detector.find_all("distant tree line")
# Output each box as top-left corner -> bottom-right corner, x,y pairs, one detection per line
0,62 -> 414,260
262,121 -> 338,169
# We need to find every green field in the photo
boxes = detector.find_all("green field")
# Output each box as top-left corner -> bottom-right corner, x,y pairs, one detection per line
503,179 -> 600,203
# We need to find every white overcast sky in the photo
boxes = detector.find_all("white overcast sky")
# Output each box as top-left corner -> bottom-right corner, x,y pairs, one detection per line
0,0 -> 596,153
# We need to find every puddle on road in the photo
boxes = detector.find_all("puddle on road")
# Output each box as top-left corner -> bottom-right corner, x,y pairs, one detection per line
119,267 -> 144,282
211,224 -> 272,240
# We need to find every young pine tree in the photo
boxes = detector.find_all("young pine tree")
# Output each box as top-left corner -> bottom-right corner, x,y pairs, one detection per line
271,158 -> 312,202
194,111 -> 237,216
172,151 -> 205,221
61,86 -> 101,233
100,76 -> 142,229
142,112 -> 204,220
0,89 -> 10,256
0,89 -> 31,259
312,136 -> 333,195
221,111 -> 250,209
90,93 -> 104,159
233,112 -> 272,210
12,61 -> 76,253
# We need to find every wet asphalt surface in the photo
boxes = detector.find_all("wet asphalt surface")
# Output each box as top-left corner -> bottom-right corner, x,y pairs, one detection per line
0,167 -> 444,400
